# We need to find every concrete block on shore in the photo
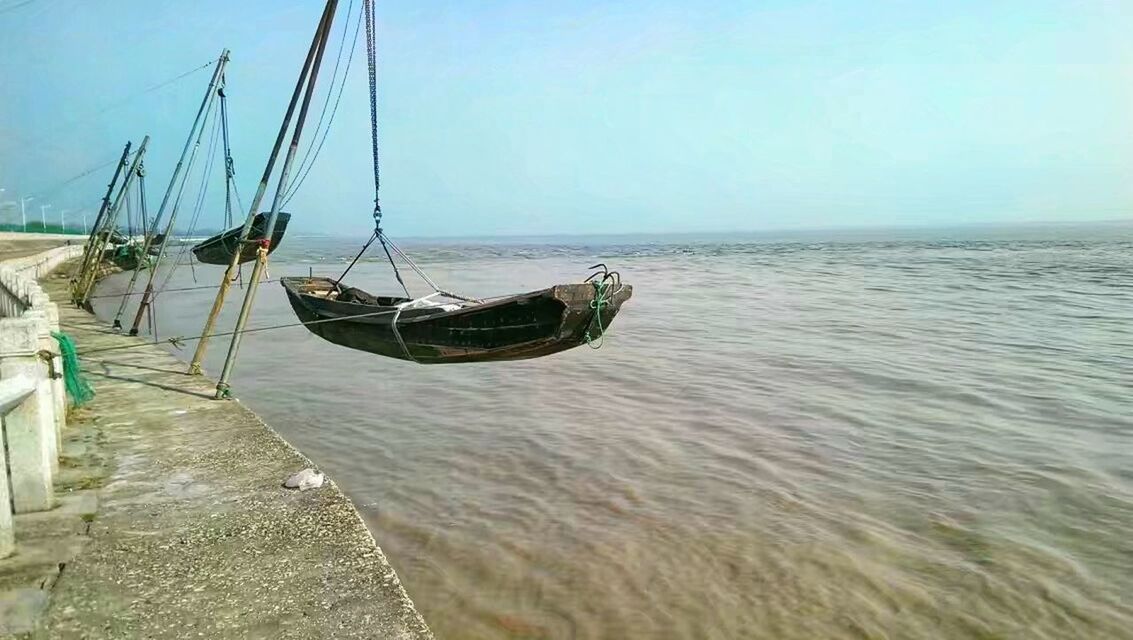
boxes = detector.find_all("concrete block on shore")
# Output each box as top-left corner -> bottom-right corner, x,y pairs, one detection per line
0,255 -> 436,639
0,317 -> 56,514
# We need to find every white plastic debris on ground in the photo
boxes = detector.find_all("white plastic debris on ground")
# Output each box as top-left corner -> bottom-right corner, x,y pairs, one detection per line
283,468 -> 325,491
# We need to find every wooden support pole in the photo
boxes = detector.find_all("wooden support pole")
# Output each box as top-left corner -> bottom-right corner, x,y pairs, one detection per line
72,141 -> 131,304
213,0 -> 339,396
193,0 -> 338,378
114,49 -> 231,333
76,136 -> 151,307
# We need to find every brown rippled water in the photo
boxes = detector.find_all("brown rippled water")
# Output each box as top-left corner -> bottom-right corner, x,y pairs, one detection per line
92,225 -> 1133,639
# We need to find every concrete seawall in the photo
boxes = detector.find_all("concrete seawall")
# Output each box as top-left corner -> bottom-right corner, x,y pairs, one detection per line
0,243 -> 434,638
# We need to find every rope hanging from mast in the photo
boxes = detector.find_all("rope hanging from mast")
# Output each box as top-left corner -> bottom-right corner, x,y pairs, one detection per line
156,93 -> 225,296
283,0 -> 361,207
124,175 -> 135,238
219,74 -> 236,229
137,167 -> 149,243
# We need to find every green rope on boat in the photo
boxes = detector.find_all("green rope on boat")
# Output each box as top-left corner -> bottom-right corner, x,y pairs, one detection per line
52,332 -> 95,407
584,280 -> 610,349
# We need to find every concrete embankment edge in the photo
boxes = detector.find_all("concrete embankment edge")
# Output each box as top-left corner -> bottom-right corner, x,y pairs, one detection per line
1,245 -> 434,639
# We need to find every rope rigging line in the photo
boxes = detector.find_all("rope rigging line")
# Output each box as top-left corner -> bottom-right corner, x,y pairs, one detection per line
85,278 -> 281,300
124,179 -> 135,238
113,83 -> 222,324
77,297 -> 435,357
380,232 -> 479,302
114,174 -> 151,268
136,169 -> 151,271
336,229 -> 379,282
29,61 -> 217,153
82,275 -> 485,359
219,75 -> 236,229
32,154 -> 123,202
378,232 -> 438,291
92,60 -> 217,118
155,102 -> 225,297
216,74 -> 242,283
138,170 -> 149,247
282,0 -> 361,207
378,233 -> 411,297
230,177 -> 245,221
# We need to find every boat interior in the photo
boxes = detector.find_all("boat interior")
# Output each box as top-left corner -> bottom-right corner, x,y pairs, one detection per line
293,278 -> 468,313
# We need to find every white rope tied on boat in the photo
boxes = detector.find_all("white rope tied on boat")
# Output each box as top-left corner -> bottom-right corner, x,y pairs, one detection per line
388,291 -> 446,363
388,301 -> 413,362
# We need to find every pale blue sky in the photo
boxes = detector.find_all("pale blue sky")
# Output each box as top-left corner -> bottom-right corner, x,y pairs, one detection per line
1,0 -> 1131,236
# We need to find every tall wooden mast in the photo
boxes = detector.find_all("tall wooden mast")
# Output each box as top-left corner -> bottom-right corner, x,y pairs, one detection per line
208,0 -> 340,397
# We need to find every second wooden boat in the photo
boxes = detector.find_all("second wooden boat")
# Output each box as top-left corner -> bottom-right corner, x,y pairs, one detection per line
104,243 -> 148,271
191,212 -> 291,265
146,233 -> 167,256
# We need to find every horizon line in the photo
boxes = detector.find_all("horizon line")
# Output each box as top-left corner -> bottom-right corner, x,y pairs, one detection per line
279,216 -> 1133,241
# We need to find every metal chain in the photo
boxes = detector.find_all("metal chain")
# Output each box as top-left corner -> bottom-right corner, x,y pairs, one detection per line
343,0 -> 463,304
362,0 -> 381,230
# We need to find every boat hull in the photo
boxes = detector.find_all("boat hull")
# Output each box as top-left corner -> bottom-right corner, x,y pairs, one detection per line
147,233 -> 166,256
103,245 -> 148,271
280,276 -> 632,364
192,212 -> 291,265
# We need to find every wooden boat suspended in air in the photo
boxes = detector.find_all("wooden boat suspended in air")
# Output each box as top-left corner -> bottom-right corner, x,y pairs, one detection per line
191,212 -> 291,265
269,3 -> 635,365
281,276 -> 632,364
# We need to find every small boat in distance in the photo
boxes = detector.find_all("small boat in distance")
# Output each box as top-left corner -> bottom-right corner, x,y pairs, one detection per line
281,276 -> 632,364
191,212 -> 291,265
96,229 -> 128,245
147,233 -> 167,256
104,243 -> 149,271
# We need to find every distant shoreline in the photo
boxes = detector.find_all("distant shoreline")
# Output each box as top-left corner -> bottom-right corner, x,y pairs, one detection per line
239,218 -> 1133,244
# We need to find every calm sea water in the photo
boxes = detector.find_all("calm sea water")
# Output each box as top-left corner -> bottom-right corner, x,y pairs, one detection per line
92,224 -> 1133,639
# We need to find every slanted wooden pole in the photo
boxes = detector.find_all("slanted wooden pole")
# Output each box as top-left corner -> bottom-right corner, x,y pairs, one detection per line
77,136 -> 150,307
72,140 -> 131,304
113,50 -> 230,333
189,6 -> 334,375
213,0 -> 339,398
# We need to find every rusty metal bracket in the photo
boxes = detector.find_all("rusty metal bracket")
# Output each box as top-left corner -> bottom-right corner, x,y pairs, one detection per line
36,350 -> 63,379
